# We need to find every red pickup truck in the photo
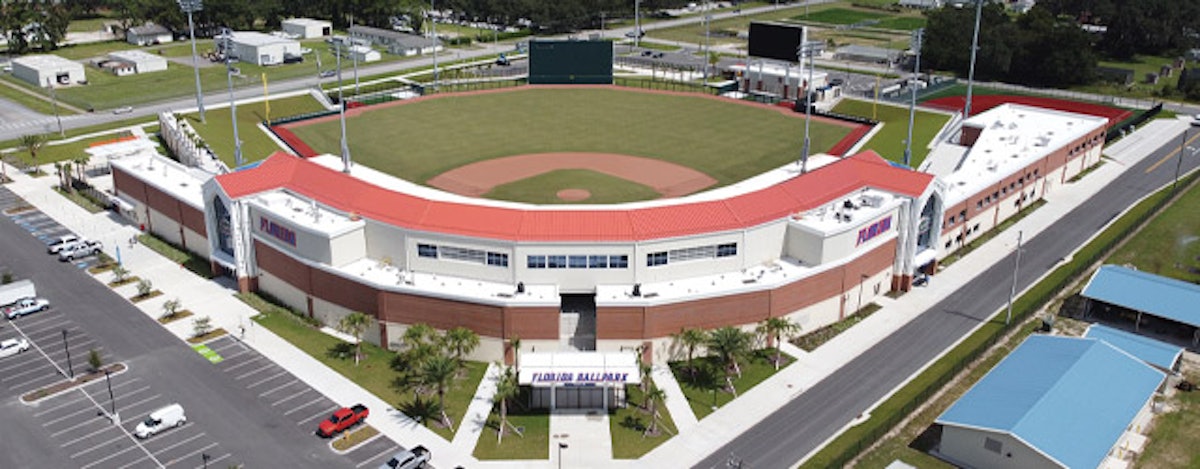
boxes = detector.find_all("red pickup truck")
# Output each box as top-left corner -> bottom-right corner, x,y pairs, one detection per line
317,404 -> 368,437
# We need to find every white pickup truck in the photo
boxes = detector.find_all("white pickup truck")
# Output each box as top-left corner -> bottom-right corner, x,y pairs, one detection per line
4,297 -> 49,319
59,239 -> 103,262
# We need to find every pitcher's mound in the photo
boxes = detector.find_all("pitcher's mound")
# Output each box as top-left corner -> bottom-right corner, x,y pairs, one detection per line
557,189 -> 591,202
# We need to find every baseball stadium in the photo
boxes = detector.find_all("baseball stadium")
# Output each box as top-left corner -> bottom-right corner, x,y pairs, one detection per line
108,40 -> 1112,406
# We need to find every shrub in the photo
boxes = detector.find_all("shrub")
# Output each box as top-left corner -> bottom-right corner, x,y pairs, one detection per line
88,348 -> 103,372
136,279 -> 152,297
192,316 -> 213,338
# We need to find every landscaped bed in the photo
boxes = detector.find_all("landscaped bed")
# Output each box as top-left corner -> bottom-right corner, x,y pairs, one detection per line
669,349 -> 795,420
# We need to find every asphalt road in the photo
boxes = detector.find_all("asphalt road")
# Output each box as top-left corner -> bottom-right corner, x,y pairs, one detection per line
695,132 -> 1200,468
0,193 -> 389,468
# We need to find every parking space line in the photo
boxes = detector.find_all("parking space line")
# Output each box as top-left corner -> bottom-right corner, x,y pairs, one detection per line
189,453 -> 230,469
0,355 -> 44,373
116,455 -> 151,469
257,378 -> 299,397
34,394 -> 88,416
296,406 -> 338,426
245,370 -> 289,389
17,314 -> 63,331
220,355 -> 263,372
148,431 -> 205,455
165,442 -> 219,468
207,340 -> 239,352
52,416 -> 110,439
10,370 -> 66,393
45,393 -> 160,428
2,362 -> 58,382
3,320 -> 73,380
44,341 -> 97,357
355,446 -> 399,468
28,327 -> 83,344
270,388 -> 313,406
234,363 -> 275,380
70,433 -> 127,458
282,397 -> 327,416
61,424 -> 118,447
78,442 -> 141,469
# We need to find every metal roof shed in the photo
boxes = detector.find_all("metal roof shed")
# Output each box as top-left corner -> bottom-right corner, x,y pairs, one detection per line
936,335 -> 1164,469
1081,264 -> 1200,344
1084,323 -> 1183,372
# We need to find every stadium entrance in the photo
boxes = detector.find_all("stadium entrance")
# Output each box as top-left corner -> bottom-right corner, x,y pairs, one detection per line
520,352 -> 639,410
560,294 -> 596,351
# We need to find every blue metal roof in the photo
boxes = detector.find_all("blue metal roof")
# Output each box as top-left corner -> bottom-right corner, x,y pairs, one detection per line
936,335 -> 1163,469
1084,323 -> 1183,371
1082,264 -> 1200,328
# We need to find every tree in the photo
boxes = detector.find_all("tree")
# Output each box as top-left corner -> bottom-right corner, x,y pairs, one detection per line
443,326 -> 480,365
509,335 -> 522,371
337,311 -> 371,365
420,354 -> 459,430
88,348 -> 103,372
161,298 -> 182,320
756,317 -> 800,371
493,365 -> 520,443
643,386 -> 667,437
192,315 -> 213,338
74,153 -> 91,182
706,326 -> 752,396
673,327 -> 707,377
639,360 -> 653,395
18,134 -> 47,168
136,278 -> 152,297
111,265 -> 130,283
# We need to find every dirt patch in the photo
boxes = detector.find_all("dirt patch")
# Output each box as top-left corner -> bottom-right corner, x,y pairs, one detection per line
427,152 -> 718,199
556,189 -> 591,201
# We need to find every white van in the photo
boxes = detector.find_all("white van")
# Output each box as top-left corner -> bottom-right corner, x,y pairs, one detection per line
135,404 -> 186,439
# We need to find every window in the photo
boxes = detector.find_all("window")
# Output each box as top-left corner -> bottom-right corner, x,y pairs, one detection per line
569,255 -> 588,269
609,255 -> 629,268
487,252 -> 508,267
984,437 -> 1003,454
647,252 -> 668,266
440,246 -> 486,264
588,255 -> 608,268
976,201 -> 983,210
417,244 -> 437,258
670,245 -> 716,262
527,255 -> 546,269
548,255 -> 567,269
717,243 -> 738,257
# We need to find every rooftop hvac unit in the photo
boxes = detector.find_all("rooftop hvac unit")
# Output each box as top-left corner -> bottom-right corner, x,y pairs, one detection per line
860,194 -> 884,208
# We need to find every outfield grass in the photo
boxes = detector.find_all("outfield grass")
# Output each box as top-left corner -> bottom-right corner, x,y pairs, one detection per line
290,87 -> 852,197
669,350 -> 794,420
876,16 -> 927,31
183,93 -> 327,166
831,98 -> 950,167
611,384 -> 679,458
484,170 -> 664,204
249,303 -> 487,441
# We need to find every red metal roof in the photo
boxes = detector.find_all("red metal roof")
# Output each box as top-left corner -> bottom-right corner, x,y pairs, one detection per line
215,151 -> 933,242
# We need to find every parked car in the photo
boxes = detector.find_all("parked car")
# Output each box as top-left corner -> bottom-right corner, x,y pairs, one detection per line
112,106 -> 134,115
46,235 -> 79,254
317,404 -> 368,437
0,338 -> 30,359
59,240 -> 102,262
378,445 -> 430,469
4,297 -> 48,319
135,404 -> 187,439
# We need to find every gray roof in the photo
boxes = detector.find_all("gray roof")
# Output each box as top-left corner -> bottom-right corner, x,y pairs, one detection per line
348,25 -> 439,48
129,23 -> 171,36
834,45 -> 900,61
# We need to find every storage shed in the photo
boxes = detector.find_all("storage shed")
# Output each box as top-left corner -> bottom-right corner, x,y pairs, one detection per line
347,25 -> 442,56
282,18 -> 332,39
126,23 -> 173,46
222,32 -> 301,66
12,55 -> 85,87
108,50 -> 169,74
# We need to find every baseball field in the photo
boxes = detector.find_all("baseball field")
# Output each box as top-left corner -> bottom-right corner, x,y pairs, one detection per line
283,86 -> 858,204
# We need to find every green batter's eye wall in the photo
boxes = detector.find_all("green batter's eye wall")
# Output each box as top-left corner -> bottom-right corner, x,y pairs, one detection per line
528,39 -> 614,85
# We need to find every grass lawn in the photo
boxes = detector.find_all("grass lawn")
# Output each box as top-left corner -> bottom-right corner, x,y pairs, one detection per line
136,233 -> 214,278
0,116 -> 154,153
876,17 -> 927,31
289,87 -> 851,195
831,98 -> 949,167
0,80 -> 69,115
794,8 -> 887,25
473,399 -> 551,460
611,384 -> 678,459
248,304 -> 486,441
484,169 -> 664,204
669,349 -> 794,420
650,3 -> 843,45
51,40 -> 140,60
183,93 -> 326,166
54,187 -> 104,213
2,130 -> 134,166
67,17 -> 114,34
791,303 -> 881,351
1137,369 -> 1200,468
1107,176 -> 1200,283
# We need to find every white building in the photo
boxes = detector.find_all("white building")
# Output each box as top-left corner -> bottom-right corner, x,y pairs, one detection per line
282,18 -> 332,39
222,32 -> 301,66
126,23 -> 173,46
108,50 -> 168,74
348,25 -> 442,56
12,55 -> 85,87
347,45 -> 381,63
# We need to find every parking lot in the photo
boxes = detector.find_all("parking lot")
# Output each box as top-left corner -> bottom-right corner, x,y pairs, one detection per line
203,335 -> 406,468
0,186 -> 103,271
1,304 -> 106,398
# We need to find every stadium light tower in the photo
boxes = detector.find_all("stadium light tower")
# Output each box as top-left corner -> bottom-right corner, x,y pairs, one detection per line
431,0 -> 439,88
335,43 -> 351,173
634,0 -> 641,48
903,28 -> 924,167
178,0 -> 206,123
797,27 -> 815,173
963,0 -> 983,121
222,29 -> 242,167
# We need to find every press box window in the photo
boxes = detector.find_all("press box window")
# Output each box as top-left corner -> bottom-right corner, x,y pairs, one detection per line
716,243 -> 737,257
487,252 -> 509,267
417,244 -> 437,258
588,255 -> 608,268
609,255 -> 628,268
569,255 -> 588,269
548,255 -> 567,269
527,255 -> 546,268
647,252 -> 668,266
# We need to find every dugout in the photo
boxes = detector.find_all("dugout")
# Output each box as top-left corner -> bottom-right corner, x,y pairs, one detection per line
528,39 -> 613,85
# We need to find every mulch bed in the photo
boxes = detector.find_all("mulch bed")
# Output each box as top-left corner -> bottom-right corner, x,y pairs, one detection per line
22,363 -> 127,403
158,310 -> 194,325
131,290 -> 163,303
187,328 -> 228,344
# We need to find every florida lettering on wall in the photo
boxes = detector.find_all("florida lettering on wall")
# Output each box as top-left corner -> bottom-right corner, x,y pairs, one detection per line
259,217 -> 297,246
856,216 -> 892,246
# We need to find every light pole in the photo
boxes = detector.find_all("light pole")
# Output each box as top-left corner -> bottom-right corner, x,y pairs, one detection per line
45,78 -> 64,138
61,329 -> 73,379
201,453 -> 210,469
335,43 -> 351,173
431,0 -> 439,88
634,0 -> 641,48
903,28 -> 924,167
1005,230 -> 1023,325
963,0 -> 983,121
857,273 -> 868,313
703,2 -> 711,83
348,18 -> 360,95
557,442 -> 568,469
222,29 -> 242,167
797,28 -> 815,173
104,369 -> 117,424
178,0 -> 206,123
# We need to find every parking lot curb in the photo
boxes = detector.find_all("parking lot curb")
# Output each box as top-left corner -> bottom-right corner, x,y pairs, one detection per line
19,361 -> 130,406
327,424 -> 383,455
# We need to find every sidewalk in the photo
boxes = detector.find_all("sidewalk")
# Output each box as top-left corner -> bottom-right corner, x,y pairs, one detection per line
1,114 -> 1177,468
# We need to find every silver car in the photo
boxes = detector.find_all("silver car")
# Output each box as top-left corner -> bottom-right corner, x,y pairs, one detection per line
378,446 -> 429,469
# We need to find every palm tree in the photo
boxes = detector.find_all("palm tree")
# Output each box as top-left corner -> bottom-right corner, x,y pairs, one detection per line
639,361 -> 653,395
674,327 -> 708,378
509,335 -> 522,371
443,326 -> 480,365
757,317 -> 801,370
421,354 -> 459,430
74,154 -> 90,181
493,365 -> 520,443
337,311 -> 371,365
644,386 -> 667,437
706,326 -> 752,396
18,134 -> 47,169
